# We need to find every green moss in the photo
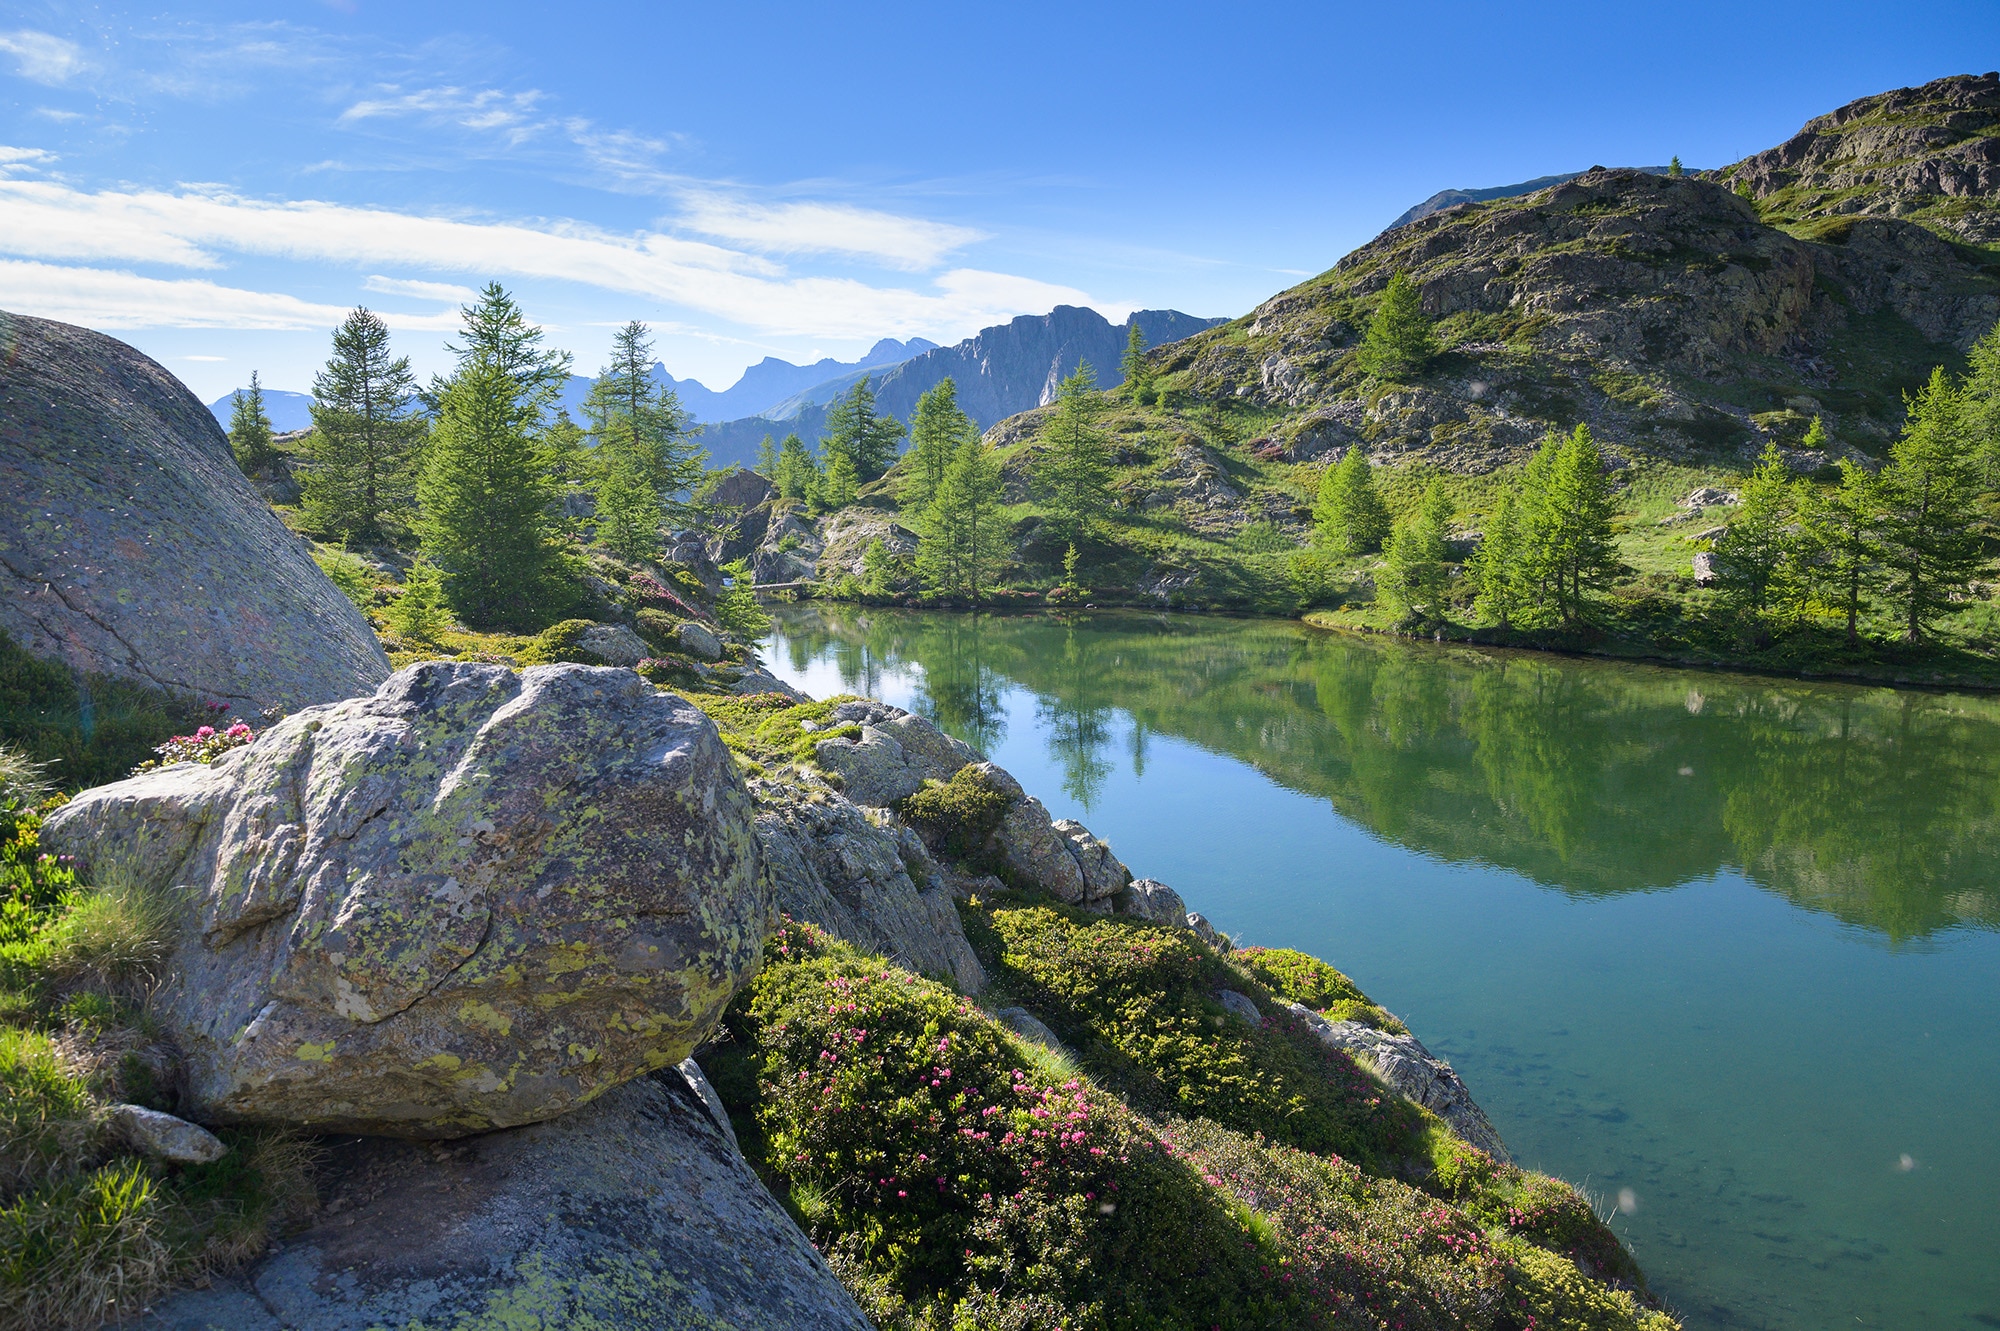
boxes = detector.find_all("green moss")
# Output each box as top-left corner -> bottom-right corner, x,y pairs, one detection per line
514,618 -> 606,667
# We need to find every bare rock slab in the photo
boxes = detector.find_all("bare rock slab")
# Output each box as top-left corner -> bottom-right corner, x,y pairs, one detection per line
143,1070 -> 871,1331
47,662 -> 767,1137
110,1104 -> 228,1164
0,311 -> 389,713
1285,1002 -> 1510,1161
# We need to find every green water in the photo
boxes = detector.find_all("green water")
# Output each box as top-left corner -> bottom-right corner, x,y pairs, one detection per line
760,604 -> 2000,1331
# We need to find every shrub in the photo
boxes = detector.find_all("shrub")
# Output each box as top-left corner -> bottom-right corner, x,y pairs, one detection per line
514,619 -> 605,667
383,560 -> 452,643
975,905 -> 1419,1164
135,722 -> 255,772
1234,946 -> 1408,1035
714,561 -> 772,637
627,572 -> 711,624
633,608 -> 679,651
898,767 -> 1012,862
311,547 -> 376,609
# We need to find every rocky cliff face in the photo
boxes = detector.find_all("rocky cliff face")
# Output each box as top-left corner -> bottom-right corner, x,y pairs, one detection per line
1153,145 -> 1997,467
1723,72 -> 2000,244
0,311 -> 390,713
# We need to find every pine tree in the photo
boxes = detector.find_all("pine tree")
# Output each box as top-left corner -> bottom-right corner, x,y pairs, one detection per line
415,287 -> 574,630
1031,362 -> 1116,549
584,321 -> 706,539
385,558 -> 452,643
1711,443 -> 1798,624
1520,425 -> 1617,626
1313,447 -> 1391,555
1878,367 -> 1987,642
1797,460 -> 1882,643
228,371 -> 276,474
301,309 -> 422,539
903,378 -> 975,513
1380,480 -> 1453,625
755,433 -> 779,478
774,433 -> 820,502
916,434 -> 1004,602
1354,272 -> 1438,380
714,559 -> 771,636
1473,488 -> 1524,628
1119,322 -> 1154,403
1801,414 -> 1829,453
1668,156 -> 1684,177
1961,320 -> 2000,479
820,378 -> 906,482
594,450 -> 665,561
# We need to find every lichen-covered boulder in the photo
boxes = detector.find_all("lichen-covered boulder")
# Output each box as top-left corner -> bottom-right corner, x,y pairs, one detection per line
44,662 -> 767,1137
814,725 -> 927,808
146,1068 -> 872,1331
970,763 -> 1089,904
577,622 -> 649,666
1116,878 -> 1188,926
1053,818 -> 1131,901
0,311 -> 390,713
675,619 -> 724,661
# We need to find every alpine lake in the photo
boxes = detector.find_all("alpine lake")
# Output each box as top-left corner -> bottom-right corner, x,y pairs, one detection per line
758,604 -> 2000,1331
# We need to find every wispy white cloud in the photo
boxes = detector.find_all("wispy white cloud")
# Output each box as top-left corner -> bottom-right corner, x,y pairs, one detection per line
0,176 -> 1094,340
32,107 -> 83,123
362,274 -> 482,304
0,259 -> 460,332
0,146 -> 58,173
340,85 -> 548,144
677,194 -> 986,271
0,30 -> 84,85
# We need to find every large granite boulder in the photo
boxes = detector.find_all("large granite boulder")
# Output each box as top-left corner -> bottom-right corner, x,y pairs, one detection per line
1285,1002 -> 1510,1161
0,311 -> 390,713
753,784 -> 984,993
146,1067 -> 871,1331
44,662 -> 766,1137
969,762 -> 1088,904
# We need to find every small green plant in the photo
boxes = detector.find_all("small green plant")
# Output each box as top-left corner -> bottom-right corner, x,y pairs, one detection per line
714,561 -> 772,637
384,559 -> 452,644
898,767 -> 1012,862
1048,543 -> 1089,606
311,546 -> 375,610
514,619 -> 604,667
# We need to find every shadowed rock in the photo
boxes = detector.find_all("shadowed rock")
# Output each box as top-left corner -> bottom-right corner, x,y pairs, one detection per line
1285,1002 -> 1510,1161
0,310 -> 390,713
46,662 -> 766,1137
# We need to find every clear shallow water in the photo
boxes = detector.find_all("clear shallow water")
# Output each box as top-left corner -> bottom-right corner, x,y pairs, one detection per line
760,605 -> 2000,1331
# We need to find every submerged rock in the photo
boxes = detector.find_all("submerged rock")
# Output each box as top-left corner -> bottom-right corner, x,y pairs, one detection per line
0,311 -> 389,713
46,662 -> 766,1137
1285,1002 -> 1510,1161
145,1070 -> 870,1331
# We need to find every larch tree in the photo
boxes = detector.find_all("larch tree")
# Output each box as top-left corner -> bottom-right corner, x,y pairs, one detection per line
585,320 -> 706,546
1521,425 -> 1618,626
755,433 -> 780,478
1711,443 -> 1799,624
301,308 -> 422,540
1354,272 -> 1438,380
1797,459 -> 1882,643
917,434 -> 1005,602
903,377 -> 977,514
1119,322 -> 1154,403
1031,362 -> 1116,550
228,371 -> 276,475
1313,447 -> 1391,555
1473,487 -> 1524,628
1877,367 -> 1987,642
415,284 -> 575,629
820,378 -> 906,483
774,433 -> 820,502
1380,479 -> 1454,625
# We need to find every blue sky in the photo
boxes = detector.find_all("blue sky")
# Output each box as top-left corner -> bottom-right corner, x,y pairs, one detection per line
2,1 -> 1994,402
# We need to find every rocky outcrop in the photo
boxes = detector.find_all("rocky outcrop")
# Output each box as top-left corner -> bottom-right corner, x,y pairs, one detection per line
44,662 -> 765,1137
811,702 -> 982,808
576,622 -> 649,666
146,1068 -> 871,1331
0,311 -> 390,713
1116,878 -> 1189,926
1724,72 -> 2000,244
1285,1002 -> 1509,1161
753,785 -> 985,993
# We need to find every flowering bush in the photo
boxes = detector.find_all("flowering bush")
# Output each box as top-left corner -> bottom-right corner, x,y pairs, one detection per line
972,904 -> 1418,1165
137,721 -> 254,771
1235,946 -> 1408,1035
721,919 -> 1297,1330
627,573 -> 712,624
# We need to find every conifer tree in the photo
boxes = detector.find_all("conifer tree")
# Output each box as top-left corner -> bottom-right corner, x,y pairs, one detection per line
1668,156 -> 1684,177
594,450 -> 665,561
819,443 -> 859,511
1800,414 -> 1829,453
1878,367 -> 1987,642
1031,362 -> 1116,549
820,378 -> 906,481
1961,320 -> 2000,479
714,559 -> 771,636
1354,272 -> 1438,380
1711,443 -> 1798,624
1473,488 -> 1524,627
585,321 -> 706,539
302,309 -> 422,539
917,434 -> 1004,602
1313,447 -> 1391,555
228,371 -> 276,475
415,286 -> 574,629
1119,322 -> 1154,403
385,558 -> 451,643
1380,480 -> 1454,625
755,433 -> 779,478
903,378 -> 975,513
1520,425 -> 1617,625
774,433 -> 820,502
1797,460 -> 1882,643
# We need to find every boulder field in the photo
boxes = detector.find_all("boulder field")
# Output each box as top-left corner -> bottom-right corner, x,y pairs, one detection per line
0,311 -> 390,713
